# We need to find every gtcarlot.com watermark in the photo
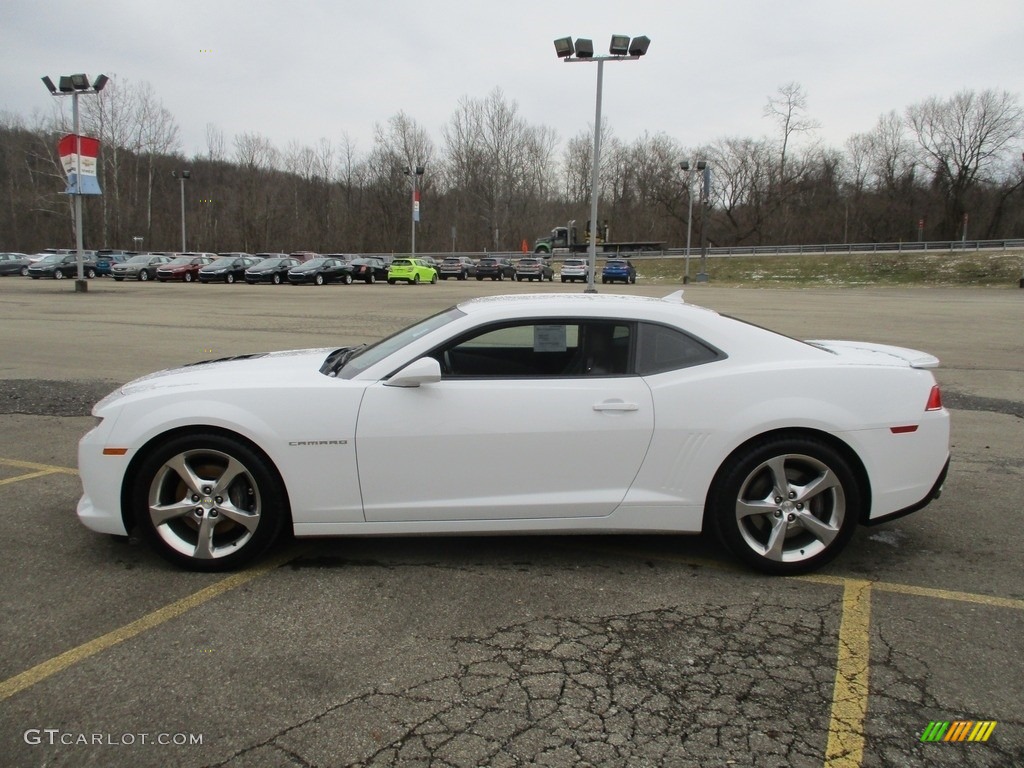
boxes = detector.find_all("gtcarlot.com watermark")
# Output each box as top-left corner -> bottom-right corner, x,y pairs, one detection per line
24,729 -> 203,747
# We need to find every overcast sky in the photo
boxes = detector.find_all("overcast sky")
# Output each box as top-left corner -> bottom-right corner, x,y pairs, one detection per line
3,0 -> 1022,161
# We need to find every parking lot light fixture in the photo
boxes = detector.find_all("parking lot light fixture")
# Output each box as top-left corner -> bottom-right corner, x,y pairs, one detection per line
404,165 -> 425,258
41,71 -> 108,293
172,170 -> 191,252
553,35 -> 650,293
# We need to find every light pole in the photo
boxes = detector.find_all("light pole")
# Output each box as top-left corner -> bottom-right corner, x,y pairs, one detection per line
404,165 -> 424,258
679,160 -> 706,284
41,72 -> 108,293
172,170 -> 191,252
696,163 -> 712,282
554,34 -> 650,293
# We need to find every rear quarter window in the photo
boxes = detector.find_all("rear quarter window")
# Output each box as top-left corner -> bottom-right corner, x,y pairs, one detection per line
636,323 -> 722,374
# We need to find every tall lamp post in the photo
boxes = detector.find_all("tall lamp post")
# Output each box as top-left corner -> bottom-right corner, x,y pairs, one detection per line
696,163 -> 712,282
404,165 -> 425,258
41,72 -> 108,293
679,160 -> 707,284
172,170 -> 191,252
554,34 -> 650,293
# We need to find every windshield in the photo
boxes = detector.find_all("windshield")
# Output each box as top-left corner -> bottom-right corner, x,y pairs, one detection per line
336,306 -> 465,379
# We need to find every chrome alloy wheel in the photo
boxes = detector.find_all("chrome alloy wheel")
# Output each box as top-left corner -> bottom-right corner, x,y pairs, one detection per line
734,452 -> 845,565
147,448 -> 262,561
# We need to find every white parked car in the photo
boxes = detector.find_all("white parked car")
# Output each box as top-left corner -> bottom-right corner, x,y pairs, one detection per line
559,258 -> 591,283
78,292 -> 950,574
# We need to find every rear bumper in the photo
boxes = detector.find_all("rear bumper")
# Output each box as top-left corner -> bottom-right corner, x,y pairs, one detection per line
864,455 -> 949,526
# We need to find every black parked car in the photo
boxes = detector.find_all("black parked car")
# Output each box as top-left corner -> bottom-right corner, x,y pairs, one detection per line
287,257 -> 354,285
348,257 -> 389,284
199,256 -> 261,283
245,257 -> 301,284
27,253 -> 98,280
475,257 -> 516,280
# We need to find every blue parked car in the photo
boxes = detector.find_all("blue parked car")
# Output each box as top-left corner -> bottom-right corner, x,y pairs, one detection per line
94,252 -> 131,277
601,258 -> 636,285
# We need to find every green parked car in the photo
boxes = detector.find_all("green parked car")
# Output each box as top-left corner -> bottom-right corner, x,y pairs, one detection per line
387,258 -> 438,285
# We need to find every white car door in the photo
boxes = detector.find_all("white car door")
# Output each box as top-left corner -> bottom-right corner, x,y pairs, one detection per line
355,320 -> 654,523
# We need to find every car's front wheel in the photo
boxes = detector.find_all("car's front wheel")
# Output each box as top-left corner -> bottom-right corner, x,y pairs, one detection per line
709,436 -> 860,575
20,266 -> 29,276
343,274 -> 353,285
272,274 -> 282,285
315,274 -> 324,286
132,433 -> 287,571
184,272 -> 194,283
226,273 -> 236,284
139,270 -> 149,281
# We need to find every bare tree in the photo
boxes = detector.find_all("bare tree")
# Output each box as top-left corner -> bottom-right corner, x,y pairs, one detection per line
763,81 -> 820,181
906,89 -> 1024,238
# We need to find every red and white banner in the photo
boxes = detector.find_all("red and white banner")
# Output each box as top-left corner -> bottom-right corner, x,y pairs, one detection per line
58,134 -> 102,195
413,188 -> 421,222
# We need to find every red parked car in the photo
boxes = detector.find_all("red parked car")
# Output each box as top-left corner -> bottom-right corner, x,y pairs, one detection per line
156,254 -> 216,283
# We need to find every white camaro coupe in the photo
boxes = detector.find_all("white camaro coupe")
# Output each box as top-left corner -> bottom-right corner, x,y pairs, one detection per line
78,292 -> 950,575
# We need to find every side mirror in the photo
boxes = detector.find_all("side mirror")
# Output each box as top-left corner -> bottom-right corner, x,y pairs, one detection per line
384,356 -> 442,388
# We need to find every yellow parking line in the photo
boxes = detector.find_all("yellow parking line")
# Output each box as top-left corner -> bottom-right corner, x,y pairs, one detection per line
0,457 -> 78,475
824,579 -> 872,768
871,581 -> 1024,611
0,470 -> 63,486
0,548 -> 299,702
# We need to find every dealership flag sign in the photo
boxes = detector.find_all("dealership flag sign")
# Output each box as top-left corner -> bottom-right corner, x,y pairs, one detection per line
58,134 -> 101,195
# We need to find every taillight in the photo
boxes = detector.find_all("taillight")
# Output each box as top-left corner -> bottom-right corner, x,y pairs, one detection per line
926,385 -> 942,411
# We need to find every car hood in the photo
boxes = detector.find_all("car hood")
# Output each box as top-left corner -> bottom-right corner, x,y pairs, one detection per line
806,340 -> 939,369
94,348 -> 336,415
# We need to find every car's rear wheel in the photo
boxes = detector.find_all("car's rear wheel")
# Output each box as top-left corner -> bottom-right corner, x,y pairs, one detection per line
132,433 -> 287,571
710,436 -> 860,575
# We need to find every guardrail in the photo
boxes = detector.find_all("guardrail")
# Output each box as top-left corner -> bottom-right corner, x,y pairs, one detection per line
366,239 -> 1024,262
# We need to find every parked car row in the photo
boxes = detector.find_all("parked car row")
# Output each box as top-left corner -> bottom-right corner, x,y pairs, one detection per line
7,249 -> 639,285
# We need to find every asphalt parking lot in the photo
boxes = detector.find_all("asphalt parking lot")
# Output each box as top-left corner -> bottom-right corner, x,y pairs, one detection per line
1,276 -> 1021,768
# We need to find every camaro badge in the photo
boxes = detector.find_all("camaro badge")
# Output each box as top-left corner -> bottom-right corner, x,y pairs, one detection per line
288,440 -> 349,446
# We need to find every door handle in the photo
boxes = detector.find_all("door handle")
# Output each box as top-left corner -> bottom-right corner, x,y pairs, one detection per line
593,400 -> 639,412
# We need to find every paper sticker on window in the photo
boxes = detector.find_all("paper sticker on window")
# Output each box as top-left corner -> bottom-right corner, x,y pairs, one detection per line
534,325 -> 567,352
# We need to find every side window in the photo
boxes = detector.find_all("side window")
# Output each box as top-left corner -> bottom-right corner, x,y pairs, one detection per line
636,323 -> 721,374
439,322 -> 580,377
437,321 -> 632,377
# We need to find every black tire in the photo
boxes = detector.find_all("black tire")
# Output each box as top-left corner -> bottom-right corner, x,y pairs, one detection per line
497,272 -> 504,281
226,273 -> 236,284
413,274 -> 420,285
388,279 -> 396,285
315,274 -> 324,286
86,268 -> 98,279
561,277 -> 567,283
272,274 -> 282,285
709,435 -> 861,575
368,273 -> 376,284
54,270 -> 65,280
139,270 -> 149,282
476,276 -> 483,281
430,273 -> 437,284
131,432 -> 287,572
343,274 -> 353,285
20,266 -> 29,276
184,272 -> 194,283
459,271 -> 467,281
